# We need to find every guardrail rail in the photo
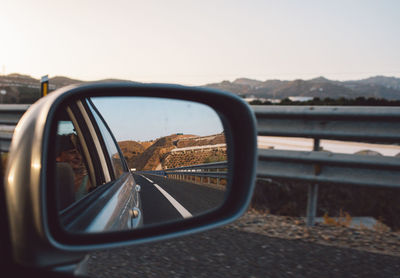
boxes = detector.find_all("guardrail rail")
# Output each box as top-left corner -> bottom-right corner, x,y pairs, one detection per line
253,105 -> 400,226
137,161 -> 228,186
0,104 -> 30,152
1,104 -> 399,226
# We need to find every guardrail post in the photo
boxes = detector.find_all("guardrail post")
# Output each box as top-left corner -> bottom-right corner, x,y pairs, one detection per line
306,183 -> 318,226
306,139 -> 320,226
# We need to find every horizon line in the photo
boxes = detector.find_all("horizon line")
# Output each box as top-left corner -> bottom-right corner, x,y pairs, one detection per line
1,72 -> 400,86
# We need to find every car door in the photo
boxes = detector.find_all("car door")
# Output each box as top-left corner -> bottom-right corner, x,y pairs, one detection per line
54,97 -> 142,233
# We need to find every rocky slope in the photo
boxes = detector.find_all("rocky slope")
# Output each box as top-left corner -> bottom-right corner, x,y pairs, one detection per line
119,133 -> 226,171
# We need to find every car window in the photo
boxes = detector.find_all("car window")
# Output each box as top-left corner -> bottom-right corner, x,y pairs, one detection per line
86,99 -> 125,180
55,109 -> 94,208
54,98 -> 128,212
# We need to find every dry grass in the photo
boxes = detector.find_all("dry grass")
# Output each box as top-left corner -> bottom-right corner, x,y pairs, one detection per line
323,209 -> 352,227
322,209 -> 392,232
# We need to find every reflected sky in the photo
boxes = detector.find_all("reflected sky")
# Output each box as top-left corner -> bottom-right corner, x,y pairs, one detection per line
91,97 -> 224,141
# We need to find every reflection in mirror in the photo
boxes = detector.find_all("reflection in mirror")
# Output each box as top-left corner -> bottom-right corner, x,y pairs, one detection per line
52,97 -> 228,234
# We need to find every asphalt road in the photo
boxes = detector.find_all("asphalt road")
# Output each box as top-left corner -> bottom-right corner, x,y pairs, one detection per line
133,174 -> 225,226
87,226 -> 400,277
86,175 -> 399,277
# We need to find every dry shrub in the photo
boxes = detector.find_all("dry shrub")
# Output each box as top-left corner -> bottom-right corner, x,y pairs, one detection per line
250,178 -> 400,231
373,217 -> 391,233
323,209 -> 352,227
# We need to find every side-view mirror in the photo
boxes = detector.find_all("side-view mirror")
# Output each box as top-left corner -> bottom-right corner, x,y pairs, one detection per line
54,96 -> 229,233
4,83 -> 257,270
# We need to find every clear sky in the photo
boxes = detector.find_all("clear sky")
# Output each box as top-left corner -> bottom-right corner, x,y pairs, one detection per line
91,97 -> 224,141
1,0 -> 399,85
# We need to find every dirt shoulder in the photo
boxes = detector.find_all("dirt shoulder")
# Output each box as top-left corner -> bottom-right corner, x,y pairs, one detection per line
229,211 -> 400,257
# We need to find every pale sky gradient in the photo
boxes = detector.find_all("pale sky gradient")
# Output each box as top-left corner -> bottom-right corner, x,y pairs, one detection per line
91,97 -> 223,141
1,0 -> 399,85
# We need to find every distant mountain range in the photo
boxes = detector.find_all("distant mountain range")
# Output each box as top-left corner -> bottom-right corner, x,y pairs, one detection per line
204,76 -> 400,100
0,74 -> 136,103
0,73 -> 132,89
1,74 -> 400,102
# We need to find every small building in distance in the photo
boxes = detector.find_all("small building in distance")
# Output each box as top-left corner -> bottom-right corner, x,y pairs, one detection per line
288,96 -> 313,102
244,97 -> 280,104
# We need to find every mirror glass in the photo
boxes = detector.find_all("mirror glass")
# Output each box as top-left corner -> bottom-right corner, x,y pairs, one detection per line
52,96 -> 229,233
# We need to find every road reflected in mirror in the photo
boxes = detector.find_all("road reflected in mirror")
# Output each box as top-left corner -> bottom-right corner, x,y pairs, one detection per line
52,96 -> 228,233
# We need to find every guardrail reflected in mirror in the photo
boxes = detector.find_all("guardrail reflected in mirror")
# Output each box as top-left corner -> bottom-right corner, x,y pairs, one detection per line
51,96 -> 229,233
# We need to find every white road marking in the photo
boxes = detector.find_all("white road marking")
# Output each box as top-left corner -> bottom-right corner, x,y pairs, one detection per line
140,175 -> 154,183
153,183 -> 192,219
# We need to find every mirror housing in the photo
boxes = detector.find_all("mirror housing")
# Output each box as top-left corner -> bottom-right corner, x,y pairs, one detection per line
4,83 -> 257,268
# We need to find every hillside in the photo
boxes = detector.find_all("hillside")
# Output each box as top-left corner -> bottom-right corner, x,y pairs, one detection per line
119,133 -> 227,171
49,76 -> 82,87
205,76 -> 400,100
2,73 -> 400,103
133,135 -> 180,170
0,74 -> 133,103
176,133 -> 225,148
118,141 -> 146,168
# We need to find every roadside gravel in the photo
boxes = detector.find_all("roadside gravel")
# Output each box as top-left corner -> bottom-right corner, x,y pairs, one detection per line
232,211 -> 400,257
87,211 -> 400,277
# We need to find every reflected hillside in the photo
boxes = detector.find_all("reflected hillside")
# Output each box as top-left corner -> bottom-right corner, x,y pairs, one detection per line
118,133 -> 226,171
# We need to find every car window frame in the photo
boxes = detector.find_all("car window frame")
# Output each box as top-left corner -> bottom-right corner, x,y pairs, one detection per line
84,98 -> 129,177
75,100 -> 112,183
57,98 -> 130,232
63,105 -> 101,189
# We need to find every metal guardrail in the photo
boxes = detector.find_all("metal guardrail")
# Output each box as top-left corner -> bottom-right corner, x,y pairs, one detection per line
165,161 -> 228,179
171,143 -> 226,153
1,104 -> 399,226
257,149 -> 400,188
0,104 -> 30,152
253,105 -> 400,143
0,104 -> 30,125
253,105 -> 400,226
138,161 -> 228,185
